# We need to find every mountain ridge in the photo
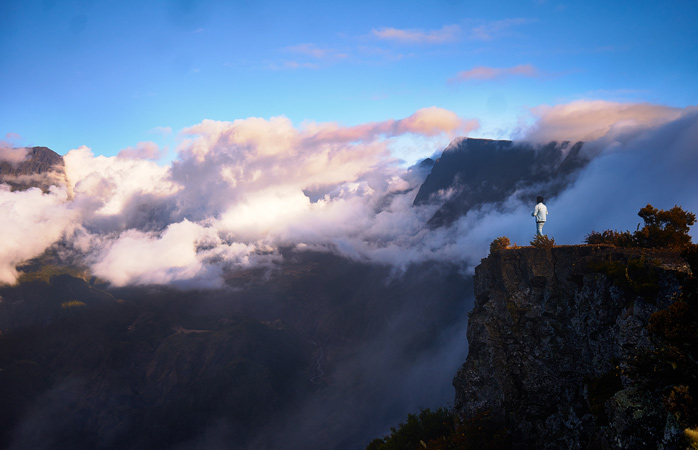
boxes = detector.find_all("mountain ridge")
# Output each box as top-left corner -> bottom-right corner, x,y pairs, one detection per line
414,137 -> 587,227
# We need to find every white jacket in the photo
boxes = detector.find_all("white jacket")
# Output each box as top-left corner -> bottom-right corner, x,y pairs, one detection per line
532,203 -> 548,222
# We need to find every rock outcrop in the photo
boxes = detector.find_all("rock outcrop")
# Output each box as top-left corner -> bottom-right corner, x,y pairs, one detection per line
453,245 -> 691,449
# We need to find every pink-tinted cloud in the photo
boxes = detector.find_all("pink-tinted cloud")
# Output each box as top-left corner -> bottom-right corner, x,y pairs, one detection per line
304,107 -> 479,144
65,145 -> 178,217
519,100 -> 688,143
450,64 -> 539,82
0,146 -> 29,165
285,43 -> 348,60
117,141 -> 163,160
372,25 -> 460,44
393,106 -> 478,136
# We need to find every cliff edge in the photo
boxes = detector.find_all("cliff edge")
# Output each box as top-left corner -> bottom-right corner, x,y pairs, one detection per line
454,245 -> 692,449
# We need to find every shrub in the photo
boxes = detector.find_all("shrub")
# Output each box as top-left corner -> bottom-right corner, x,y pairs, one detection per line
639,244 -> 698,439
635,204 -> 696,249
367,408 -> 511,450
530,234 -> 555,248
366,408 -> 454,450
584,205 -> 695,249
584,229 -> 635,247
490,237 -> 511,254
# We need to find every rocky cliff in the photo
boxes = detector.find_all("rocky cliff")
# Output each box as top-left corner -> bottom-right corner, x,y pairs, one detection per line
453,245 -> 693,449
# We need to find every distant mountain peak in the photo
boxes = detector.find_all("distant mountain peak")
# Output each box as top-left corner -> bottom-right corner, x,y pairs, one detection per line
0,146 -> 66,192
413,137 -> 587,228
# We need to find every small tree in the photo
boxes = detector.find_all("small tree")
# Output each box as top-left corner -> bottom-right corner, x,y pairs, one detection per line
584,205 -> 695,249
635,204 -> 696,249
490,236 -> 511,254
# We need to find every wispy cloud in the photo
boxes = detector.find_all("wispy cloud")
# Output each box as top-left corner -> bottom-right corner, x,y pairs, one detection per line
280,60 -> 320,70
370,18 -> 532,47
277,43 -> 349,70
285,43 -> 348,60
372,25 -> 461,44
117,141 -> 164,161
150,126 -> 173,136
449,64 -> 539,82
468,18 -> 532,41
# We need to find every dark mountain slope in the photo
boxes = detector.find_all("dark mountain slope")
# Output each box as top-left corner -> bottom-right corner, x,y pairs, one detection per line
414,138 -> 586,227
0,250 -> 471,450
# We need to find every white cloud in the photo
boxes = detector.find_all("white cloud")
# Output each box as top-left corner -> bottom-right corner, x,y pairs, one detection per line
0,185 -> 75,284
90,220 -> 221,287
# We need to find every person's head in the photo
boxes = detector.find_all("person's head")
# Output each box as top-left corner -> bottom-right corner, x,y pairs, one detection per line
536,196 -> 544,204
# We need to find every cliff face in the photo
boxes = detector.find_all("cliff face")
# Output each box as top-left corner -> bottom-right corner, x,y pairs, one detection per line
453,245 -> 690,449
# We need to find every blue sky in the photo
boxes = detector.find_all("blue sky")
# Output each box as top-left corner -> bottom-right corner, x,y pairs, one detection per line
2,0 -> 697,162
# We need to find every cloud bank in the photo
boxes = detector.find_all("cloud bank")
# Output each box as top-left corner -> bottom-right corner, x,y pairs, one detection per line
2,102 -> 698,287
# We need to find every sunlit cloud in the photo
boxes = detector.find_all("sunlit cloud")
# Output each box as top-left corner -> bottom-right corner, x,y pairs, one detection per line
117,141 -> 163,160
372,25 -> 461,44
0,185 -> 75,284
0,146 -> 29,165
449,64 -> 539,82
518,100 -> 688,143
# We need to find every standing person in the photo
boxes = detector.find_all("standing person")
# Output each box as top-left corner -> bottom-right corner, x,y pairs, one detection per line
532,196 -> 548,236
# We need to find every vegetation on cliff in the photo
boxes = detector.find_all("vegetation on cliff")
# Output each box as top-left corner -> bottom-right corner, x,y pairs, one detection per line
585,204 -> 696,249
369,204 -> 698,449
